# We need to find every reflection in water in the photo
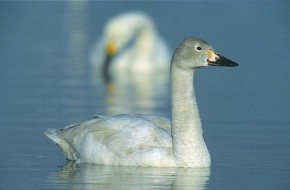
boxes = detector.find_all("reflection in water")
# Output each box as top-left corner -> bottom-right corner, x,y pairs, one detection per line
90,68 -> 170,115
63,1 -> 88,80
106,71 -> 169,115
47,162 -> 210,190
60,1 -> 90,118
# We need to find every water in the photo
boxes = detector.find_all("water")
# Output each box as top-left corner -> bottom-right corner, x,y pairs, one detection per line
1,1 -> 290,189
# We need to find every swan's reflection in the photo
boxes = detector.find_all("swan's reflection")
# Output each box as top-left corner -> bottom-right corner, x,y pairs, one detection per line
90,58 -> 170,115
103,71 -> 169,115
47,162 -> 211,190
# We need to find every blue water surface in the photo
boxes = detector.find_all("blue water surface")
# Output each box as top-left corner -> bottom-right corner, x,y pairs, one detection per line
0,1 -> 290,190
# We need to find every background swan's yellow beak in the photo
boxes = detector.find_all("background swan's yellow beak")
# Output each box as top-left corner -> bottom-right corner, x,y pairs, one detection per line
106,43 -> 117,55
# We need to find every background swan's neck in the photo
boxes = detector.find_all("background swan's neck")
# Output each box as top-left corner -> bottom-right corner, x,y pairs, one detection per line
171,65 -> 211,167
130,17 -> 156,72
135,18 -> 156,54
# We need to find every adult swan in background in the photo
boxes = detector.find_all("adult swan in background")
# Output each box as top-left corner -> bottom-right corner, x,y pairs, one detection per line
90,11 -> 170,80
45,38 -> 238,167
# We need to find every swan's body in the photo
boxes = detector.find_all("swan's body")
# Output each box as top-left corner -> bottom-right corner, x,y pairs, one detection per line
46,114 -> 175,167
46,38 -> 238,167
91,11 -> 170,79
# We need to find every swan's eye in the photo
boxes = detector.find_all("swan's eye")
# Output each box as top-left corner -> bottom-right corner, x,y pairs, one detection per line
196,47 -> 202,51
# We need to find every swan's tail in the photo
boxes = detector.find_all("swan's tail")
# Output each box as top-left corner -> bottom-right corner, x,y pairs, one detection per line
44,129 -> 77,161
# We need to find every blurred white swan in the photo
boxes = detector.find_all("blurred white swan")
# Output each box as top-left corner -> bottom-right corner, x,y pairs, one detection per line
90,11 -> 170,114
45,38 -> 238,167
90,11 -> 171,80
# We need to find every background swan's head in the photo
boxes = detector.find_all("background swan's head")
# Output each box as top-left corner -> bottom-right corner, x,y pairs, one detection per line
103,11 -> 153,56
172,38 -> 238,70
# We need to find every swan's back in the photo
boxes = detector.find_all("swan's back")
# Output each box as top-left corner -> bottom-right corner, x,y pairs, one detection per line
45,114 -> 176,167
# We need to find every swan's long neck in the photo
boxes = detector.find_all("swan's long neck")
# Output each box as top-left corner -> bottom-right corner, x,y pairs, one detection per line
131,17 -> 156,72
171,64 -> 211,167
135,19 -> 156,54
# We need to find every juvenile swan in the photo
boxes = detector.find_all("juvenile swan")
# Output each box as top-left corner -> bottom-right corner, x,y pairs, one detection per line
45,38 -> 238,167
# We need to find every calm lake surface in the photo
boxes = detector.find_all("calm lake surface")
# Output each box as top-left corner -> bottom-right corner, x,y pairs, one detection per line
1,2 -> 290,190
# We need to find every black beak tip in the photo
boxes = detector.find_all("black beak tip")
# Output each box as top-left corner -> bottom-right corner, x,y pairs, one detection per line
214,54 -> 238,67
230,61 -> 239,67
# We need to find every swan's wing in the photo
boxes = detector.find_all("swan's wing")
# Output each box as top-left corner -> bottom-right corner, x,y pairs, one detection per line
136,114 -> 171,133
45,114 -> 174,166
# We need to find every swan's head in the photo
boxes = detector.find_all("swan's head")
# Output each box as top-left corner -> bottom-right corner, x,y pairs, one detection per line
104,25 -> 133,57
101,12 -> 155,81
101,13 -> 138,80
103,12 -> 151,57
172,38 -> 238,70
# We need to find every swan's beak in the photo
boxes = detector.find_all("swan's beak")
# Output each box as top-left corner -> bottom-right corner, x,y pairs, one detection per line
106,42 -> 117,56
103,43 -> 117,81
104,42 -> 117,66
207,50 -> 238,67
